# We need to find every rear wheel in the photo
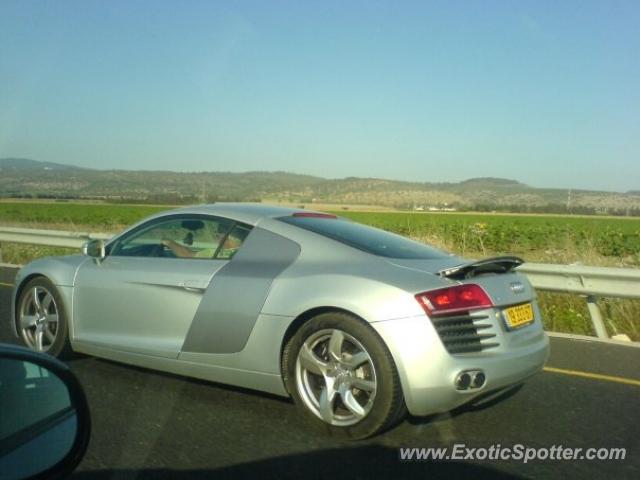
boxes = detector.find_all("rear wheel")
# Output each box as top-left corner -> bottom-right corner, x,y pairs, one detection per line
283,312 -> 406,439
16,277 -> 72,358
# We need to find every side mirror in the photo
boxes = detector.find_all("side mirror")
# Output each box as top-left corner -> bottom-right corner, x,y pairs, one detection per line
0,344 -> 91,480
82,239 -> 105,260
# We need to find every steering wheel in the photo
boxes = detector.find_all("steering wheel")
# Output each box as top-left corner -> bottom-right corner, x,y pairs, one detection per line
150,243 -> 176,258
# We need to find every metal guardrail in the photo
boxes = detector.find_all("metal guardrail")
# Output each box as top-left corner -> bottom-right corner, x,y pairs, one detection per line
517,263 -> 640,340
0,227 -> 112,260
0,227 -> 638,341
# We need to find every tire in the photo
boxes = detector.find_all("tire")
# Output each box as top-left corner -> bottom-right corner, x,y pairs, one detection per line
283,312 -> 406,439
16,276 -> 73,358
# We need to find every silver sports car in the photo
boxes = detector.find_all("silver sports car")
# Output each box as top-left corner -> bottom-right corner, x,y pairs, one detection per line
11,204 -> 549,438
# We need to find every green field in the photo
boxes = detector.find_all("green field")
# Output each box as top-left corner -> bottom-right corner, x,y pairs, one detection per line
1,201 -> 639,340
2,201 -> 638,261
0,201 -> 166,230
1,201 -> 640,261
339,211 -> 640,260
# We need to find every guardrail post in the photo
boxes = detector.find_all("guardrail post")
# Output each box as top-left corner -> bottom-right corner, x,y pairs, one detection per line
586,295 -> 608,339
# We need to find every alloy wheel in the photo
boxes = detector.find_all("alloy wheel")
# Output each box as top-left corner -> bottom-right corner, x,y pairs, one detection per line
19,286 -> 59,352
295,328 -> 377,426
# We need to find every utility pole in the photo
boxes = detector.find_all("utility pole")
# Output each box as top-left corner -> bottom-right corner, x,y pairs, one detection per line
566,189 -> 572,213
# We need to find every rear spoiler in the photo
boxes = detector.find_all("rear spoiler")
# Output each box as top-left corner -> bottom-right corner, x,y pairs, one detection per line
438,256 -> 524,280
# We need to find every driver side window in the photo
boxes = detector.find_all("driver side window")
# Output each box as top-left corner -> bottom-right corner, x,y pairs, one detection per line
110,216 -> 236,259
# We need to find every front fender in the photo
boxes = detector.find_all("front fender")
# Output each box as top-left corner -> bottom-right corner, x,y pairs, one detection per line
11,255 -> 87,338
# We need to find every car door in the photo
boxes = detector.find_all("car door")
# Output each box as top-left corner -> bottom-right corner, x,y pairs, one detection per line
73,214 -> 250,359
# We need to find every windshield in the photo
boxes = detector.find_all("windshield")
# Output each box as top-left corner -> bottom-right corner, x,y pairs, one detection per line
280,215 -> 449,259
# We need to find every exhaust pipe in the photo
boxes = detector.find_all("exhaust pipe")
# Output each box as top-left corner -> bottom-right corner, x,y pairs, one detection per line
472,371 -> 486,388
455,372 -> 472,390
455,370 -> 486,390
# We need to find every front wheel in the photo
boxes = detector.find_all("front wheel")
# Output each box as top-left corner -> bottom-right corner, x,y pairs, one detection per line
283,312 -> 406,439
16,277 -> 72,357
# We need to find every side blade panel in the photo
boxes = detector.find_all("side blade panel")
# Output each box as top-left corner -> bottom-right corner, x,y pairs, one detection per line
180,227 -> 300,354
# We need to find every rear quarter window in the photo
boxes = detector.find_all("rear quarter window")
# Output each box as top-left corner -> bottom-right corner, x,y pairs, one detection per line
279,215 -> 449,260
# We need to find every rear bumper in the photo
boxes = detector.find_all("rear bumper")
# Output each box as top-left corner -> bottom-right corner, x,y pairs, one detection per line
372,314 -> 550,416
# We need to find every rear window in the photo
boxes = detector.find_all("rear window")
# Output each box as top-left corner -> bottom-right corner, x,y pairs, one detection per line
279,216 -> 449,259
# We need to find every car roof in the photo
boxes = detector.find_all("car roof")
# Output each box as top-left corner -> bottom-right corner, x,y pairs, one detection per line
166,203 -> 321,225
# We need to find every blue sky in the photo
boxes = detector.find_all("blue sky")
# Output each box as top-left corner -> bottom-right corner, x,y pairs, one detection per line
0,1 -> 638,191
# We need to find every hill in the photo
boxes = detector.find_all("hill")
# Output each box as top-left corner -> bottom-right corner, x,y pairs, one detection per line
0,158 -> 87,171
0,158 -> 638,215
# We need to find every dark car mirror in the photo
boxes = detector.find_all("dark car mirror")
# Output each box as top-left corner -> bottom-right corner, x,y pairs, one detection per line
82,239 -> 105,260
0,344 -> 91,480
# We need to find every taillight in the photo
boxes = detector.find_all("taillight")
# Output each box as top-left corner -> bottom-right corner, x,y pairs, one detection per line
415,284 -> 492,316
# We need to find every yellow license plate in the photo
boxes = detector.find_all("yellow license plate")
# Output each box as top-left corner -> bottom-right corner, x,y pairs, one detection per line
504,303 -> 534,329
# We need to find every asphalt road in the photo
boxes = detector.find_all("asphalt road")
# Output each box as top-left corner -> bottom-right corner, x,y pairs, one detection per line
1,266 -> 638,479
